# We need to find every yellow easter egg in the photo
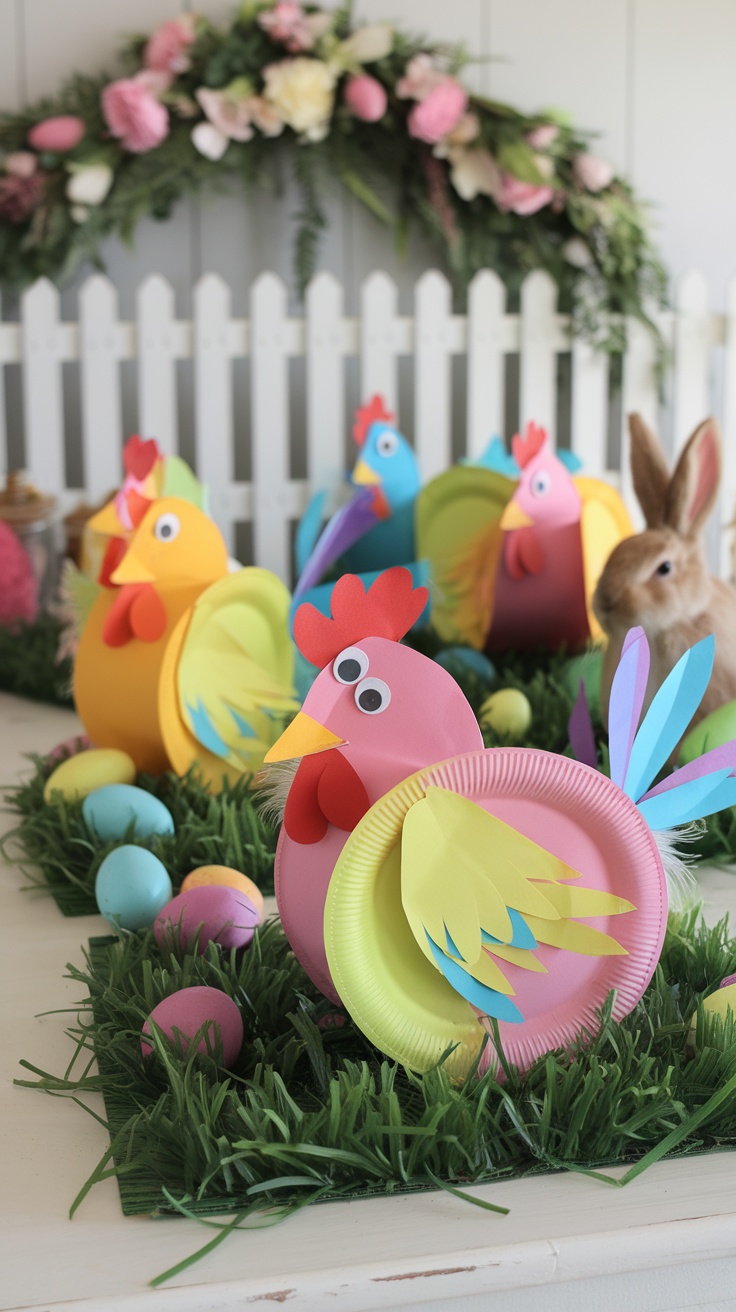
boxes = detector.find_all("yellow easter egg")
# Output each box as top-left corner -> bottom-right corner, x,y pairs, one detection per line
44,748 -> 137,804
181,865 -> 265,917
479,689 -> 532,740
688,978 -> 736,1050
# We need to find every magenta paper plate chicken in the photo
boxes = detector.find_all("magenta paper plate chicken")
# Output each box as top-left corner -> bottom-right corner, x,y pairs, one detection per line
264,569 -> 736,1080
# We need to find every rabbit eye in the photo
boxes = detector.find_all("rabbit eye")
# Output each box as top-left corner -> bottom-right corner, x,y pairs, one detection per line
656,560 -> 672,577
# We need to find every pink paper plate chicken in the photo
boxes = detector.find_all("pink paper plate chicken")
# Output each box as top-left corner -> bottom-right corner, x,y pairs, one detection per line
264,569 -> 736,1080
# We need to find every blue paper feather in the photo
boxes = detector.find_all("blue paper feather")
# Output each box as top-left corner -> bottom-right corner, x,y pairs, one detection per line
426,933 -> 524,1022
623,636 -> 715,802
637,767 -> 736,829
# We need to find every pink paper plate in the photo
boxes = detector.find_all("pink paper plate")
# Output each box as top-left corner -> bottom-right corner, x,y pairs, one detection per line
324,748 -> 667,1081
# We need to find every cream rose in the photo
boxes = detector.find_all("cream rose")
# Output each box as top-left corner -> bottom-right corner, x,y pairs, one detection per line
263,57 -> 337,141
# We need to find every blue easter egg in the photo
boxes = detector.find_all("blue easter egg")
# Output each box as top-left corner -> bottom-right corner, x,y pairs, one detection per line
95,846 -> 173,931
434,646 -> 496,683
83,784 -> 175,841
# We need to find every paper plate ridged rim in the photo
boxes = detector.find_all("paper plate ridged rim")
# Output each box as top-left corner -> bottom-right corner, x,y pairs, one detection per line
324,749 -> 668,1080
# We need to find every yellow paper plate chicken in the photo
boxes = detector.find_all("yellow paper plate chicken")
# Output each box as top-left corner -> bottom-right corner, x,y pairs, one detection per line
74,495 -> 297,787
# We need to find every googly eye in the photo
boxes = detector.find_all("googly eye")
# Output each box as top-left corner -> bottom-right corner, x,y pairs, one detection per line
354,677 -> 391,715
333,646 -> 369,685
153,512 -> 180,543
530,470 -> 551,497
375,430 -> 399,458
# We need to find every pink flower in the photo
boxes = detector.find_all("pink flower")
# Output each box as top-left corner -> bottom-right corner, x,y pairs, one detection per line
526,123 -> 559,151
407,79 -> 468,144
196,87 -> 254,142
3,151 -> 37,178
573,152 -> 614,192
0,172 -> 44,222
144,16 -> 196,75
496,174 -> 554,215
396,53 -> 445,101
258,2 -> 328,53
102,78 -> 169,153
28,115 -> 85,152
344,74 -> 387,122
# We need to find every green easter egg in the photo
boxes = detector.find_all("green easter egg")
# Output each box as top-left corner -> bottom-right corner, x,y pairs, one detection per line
679,699 -> 736,765
561,649 -> 603,719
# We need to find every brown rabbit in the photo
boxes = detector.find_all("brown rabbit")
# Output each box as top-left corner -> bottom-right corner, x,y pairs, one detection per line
593,413 -> 736,738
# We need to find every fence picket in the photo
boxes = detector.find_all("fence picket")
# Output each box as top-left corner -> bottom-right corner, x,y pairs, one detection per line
137,276 -> 178,455
467,270 -> 506,459
571,339 -> 609,475
251,273 -> 291,580
79,276 -> 123,501
672,271 -> 711,452
360,272 -> 399,413
21,279 -> 65,492
621,318 -> 660,519
519,271 -> 558,443
721,276 -> 736,579
306,273 -> 345,501
194,274 -> 234,551
414,270 -> 453,479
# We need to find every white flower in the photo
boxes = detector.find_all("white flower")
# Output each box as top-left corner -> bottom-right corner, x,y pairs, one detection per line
69,204 -> 90,224
263,57 -> 337,141
563,237 -> 594,268
191,122 -> 229,160
340,23 -> 393,64
65,164 -> 114,207
449,148 -> 500,202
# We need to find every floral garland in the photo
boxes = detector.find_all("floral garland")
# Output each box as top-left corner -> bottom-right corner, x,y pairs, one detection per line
0,2 -> 666,349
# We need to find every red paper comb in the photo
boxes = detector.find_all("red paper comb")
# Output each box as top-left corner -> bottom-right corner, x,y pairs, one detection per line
353,395 -> 396,447
294,568 -> 428,668
124,435 -> 160,481
512,422 -> 548,469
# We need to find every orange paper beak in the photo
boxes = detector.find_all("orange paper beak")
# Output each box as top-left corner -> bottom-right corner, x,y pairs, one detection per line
352,459 -> 382,487
111,549 -> 155,585
88,500 -> 124,536
500,501 -> 533,531
264,711 -> 345,763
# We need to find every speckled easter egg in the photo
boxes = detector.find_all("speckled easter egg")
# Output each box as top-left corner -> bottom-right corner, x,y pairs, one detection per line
154,885 -> 261,954
680,699 -> 736,765
479,688 -> 532,739
95,846 -> 173,930
181,865 -> 265,917
141,986 -> 243,1066
44,748 -> 136,803
434,646 -> 496,684
82,784 -> 174,841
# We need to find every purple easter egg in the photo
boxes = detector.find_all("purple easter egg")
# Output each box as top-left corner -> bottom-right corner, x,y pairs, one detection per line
154,885 -> 261,954
141,986 -> 243,1066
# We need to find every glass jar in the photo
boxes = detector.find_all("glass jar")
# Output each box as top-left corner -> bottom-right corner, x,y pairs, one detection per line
0,472 -> 59,613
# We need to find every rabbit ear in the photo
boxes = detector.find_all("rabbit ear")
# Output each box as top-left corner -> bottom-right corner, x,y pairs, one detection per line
629,413 -> 670,527
665,418 -> 721,536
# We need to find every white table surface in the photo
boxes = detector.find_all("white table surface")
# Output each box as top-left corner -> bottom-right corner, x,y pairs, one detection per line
3,691 -> 736,1312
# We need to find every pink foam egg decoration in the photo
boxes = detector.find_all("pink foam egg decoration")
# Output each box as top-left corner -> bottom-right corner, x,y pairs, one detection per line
28,115 -> 85,152
154,885 -> 261,954
141,986 -> 243,1066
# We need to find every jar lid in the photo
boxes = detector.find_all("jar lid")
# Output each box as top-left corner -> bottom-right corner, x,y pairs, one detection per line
0,471 -> 56,526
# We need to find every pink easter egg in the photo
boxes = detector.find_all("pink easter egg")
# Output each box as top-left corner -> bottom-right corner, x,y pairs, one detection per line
28,115 -> 85,152
154,885 -> 261,954
141,986 -> 243,1066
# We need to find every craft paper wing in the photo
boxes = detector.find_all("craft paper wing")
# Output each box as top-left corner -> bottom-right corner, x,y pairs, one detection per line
294,487 -> 385,599
400,787 -> 632,1022
295,491 -> 327,579
415,467 -> 514,646
159,568 -> 298,779
575,477 -> 634,640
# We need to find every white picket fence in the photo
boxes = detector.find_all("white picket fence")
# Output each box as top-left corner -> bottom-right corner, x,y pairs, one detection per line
1,266 -> 735,582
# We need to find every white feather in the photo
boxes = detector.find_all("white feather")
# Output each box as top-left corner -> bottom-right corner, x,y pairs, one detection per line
652,822 -> 705,911
256,758 -> 300,827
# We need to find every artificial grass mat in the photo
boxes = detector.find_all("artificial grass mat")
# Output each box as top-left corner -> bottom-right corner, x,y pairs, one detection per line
15,907 -> 736,1233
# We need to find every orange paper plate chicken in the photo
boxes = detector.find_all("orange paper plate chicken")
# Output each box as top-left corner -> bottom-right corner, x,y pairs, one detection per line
74,496 -> 297,787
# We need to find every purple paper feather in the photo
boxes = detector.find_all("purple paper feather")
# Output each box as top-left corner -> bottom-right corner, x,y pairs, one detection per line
568,680 -> 598,769
638,741 -> 736,801
608,626 -> 650,789
294,488 -> 382,598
